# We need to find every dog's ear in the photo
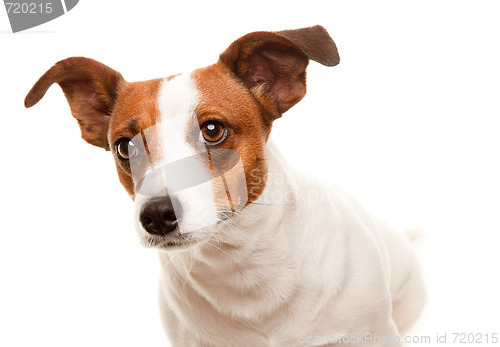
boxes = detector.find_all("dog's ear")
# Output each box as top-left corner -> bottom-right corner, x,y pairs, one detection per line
25,57 -> 125,149
219,25 -> 340,117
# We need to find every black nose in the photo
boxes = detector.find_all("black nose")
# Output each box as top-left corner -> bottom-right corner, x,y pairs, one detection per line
140,196 -> 182,236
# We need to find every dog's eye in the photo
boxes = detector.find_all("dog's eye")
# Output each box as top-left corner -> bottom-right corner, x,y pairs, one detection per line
200,121 -> 227,144
115,137 -> 138,161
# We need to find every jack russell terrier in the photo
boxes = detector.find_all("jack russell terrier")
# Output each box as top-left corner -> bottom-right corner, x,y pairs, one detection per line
25,25 -> 426,346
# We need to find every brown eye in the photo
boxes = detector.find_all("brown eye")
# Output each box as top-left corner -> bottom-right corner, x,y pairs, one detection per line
115,137 -> 138,161
200,121 -> 227,144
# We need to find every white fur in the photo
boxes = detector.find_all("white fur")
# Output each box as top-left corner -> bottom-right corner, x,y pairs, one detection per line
134,73 -> 218,238
131,73 -> 426,347
156,142 -> 426,346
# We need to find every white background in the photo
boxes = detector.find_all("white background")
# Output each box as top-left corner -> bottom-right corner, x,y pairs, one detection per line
1,1 -> 500,346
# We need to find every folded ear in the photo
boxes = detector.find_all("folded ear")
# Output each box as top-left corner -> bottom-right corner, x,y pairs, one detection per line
25,57 -> 125,149
219,25 -> 340,117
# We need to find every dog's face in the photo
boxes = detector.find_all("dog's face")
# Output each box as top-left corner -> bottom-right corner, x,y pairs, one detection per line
109,66 -> 271,247
25,26 -> 339,250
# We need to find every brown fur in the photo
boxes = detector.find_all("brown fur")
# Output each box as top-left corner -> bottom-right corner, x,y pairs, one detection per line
108,79 -> 163,197
219,25 -> 340,116
25,57 -> 125,149
193,63 -> 270,203
24,25 -> 340,204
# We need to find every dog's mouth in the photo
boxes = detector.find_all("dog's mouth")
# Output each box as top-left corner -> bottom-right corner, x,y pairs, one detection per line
137,210 -> 242,250
141,231 -> 204,250
134,190 -> 240,250
138,223 -> 222,250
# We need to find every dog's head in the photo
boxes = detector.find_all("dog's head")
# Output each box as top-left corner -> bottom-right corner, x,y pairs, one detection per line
25,26 -> 339,249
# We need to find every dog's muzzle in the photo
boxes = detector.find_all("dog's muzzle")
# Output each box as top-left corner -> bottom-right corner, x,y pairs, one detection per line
128,115 -> 249,235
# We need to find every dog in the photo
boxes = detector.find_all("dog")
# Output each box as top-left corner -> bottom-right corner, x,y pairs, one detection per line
25,25 -> 426,346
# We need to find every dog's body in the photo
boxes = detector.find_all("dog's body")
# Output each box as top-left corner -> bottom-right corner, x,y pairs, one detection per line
158,143 -> 426,346
26,26 -> 425,346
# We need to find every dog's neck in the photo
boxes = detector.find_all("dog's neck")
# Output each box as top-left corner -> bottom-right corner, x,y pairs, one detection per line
157,142 -> 301,319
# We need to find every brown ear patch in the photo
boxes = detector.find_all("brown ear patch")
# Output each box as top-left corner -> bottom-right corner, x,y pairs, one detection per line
247,41 -> 309,114
25,57 -> 125,149
219,25 -> 340,116
276,25 -> 340,67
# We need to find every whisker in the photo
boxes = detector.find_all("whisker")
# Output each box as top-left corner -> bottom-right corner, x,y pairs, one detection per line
248,202 -> 287,206
181,243 -> 197,292
206,238 -> 242,264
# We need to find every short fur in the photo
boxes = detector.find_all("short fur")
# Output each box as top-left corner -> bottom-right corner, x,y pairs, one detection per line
25,25 -> 425,346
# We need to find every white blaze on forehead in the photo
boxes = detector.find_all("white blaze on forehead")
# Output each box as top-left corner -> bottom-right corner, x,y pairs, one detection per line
152,72 -> 218,233
158,73 -> 200,120
157,73 -> 200,163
